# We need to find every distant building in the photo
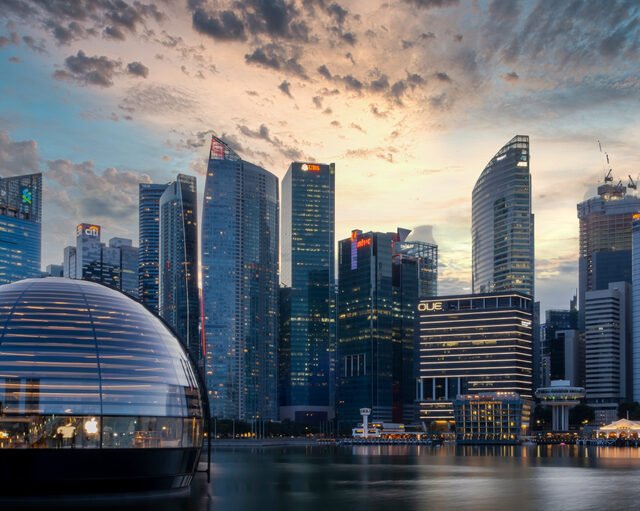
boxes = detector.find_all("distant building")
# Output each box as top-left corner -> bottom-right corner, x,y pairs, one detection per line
416,292 -> 533,427
535,380 -> 585,432
472,135 -> 534,297
159,175 -> 199,363
138,183 -> 168,314
577,181 -> 640,328
201,136 -> 279,421
634,215 -> 640,401
453,393 -> 531,444
46,264 -> 63,277
543,301 -> 582,386
0,173 -> 42,285
585,281 -> 631,425
279,161 -> 335,425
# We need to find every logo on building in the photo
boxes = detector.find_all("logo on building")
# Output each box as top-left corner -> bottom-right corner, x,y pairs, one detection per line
418,301 -> 443,312
77,224 -> 101,238
21,188 -> 32,205
301,163 -> 321,172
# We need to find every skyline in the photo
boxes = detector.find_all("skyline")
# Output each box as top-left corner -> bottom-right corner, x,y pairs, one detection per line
1,0 -> 640,311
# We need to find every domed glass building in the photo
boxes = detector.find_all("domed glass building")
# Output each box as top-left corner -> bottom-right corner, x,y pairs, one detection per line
0,278 -> 204,495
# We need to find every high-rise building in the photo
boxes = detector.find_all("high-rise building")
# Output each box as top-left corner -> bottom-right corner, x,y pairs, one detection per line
415,292 -> 533,427
201,136 -> 279,421
0,173 -> 42,284
159,174 -> 199,363
279,161 -> 335,425
336,228 -> 435,427
632,215 -> 640,401
138,183 -> 168,314
108,238 -> 138,298
543,303 -> 582,386
472,135 -> 534,297
46,264 -> 63,277
585,281 -> 631,425
577,181 -> 640,327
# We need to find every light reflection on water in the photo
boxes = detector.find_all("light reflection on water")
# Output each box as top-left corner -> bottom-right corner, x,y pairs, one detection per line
129,445 -> 640,511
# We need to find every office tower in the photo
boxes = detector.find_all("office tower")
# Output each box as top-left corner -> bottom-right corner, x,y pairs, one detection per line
336,228 -> 434,427
63,246 -> 76,278
578,180 -> 640,327
585,281 -> 631,424
46,264 -> 63,277
109,238 -> 138,298
533,301 -> 542,389
159,174 -> 199,363
201,136 -> 279,421
279,161 -> 335,425
138,183 -> 168,313
415,292 -> 533,427
393,235 -> 438,298
543,302 -> 582,386
633,215 -> 640,401
75,223 -> 104,282
0,173 -> 42,284
472,135 -> 534,297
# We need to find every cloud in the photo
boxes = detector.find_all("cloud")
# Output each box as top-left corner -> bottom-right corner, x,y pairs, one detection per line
403,0 -> 459,8
192,8 -> 246,41
245,43 -> 307,79
54,50 -> 121,87
278,79 -> 293,97
0,130 -> 40,176
120,84 -> 198,115
127,61 -> 149,78
237,123 -> 303,160
435,71 -> 452,82
0,32 -> 19,47
502,71 -> 519,82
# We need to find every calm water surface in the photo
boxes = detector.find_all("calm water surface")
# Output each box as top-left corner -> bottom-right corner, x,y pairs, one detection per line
144,445 -> 640,511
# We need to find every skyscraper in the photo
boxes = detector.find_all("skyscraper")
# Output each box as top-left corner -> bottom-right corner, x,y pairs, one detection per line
577,180 -> 640,327
472,135 -> 534,297
138,183 -> 168,314
201,136 -> 279,421
279,161 -> 335,425
632,215 -> 640,401
0,173 -> 42,285
159,175 -> 199,362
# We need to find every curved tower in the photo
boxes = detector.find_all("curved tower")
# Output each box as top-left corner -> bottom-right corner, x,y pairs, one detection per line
472,135 -> 534,297
201,136 -> 279,421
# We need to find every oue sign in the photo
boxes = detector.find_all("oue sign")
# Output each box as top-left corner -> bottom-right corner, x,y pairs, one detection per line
418,301 -> 443,312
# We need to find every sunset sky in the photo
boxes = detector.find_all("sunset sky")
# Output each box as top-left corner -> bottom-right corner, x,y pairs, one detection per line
1,0 -> 639,311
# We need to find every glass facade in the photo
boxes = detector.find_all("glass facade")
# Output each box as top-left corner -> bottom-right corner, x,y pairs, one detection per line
0,173 -> 42,285
0,277 -> 203,449
279,161 -> 335,423
416,292 -> 533,425
633,217 -> 640,401
201,136 -> 279,420
159,175 -> 200,363
138,183 -> 168,314
472,135 -> 534,297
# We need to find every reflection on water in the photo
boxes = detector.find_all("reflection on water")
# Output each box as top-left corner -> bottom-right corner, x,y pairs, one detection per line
124,445 -> 640,511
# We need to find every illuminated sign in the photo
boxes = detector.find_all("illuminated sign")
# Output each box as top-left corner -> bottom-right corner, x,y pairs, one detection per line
77,224 -> 101,238
21,188 -> 32,205
84,418 -> 98,435
634,213 -> 640,220
418,301 -> 443,312
356,238 -> 371,249
301,163 -> 321,172
521,320 -> 532,328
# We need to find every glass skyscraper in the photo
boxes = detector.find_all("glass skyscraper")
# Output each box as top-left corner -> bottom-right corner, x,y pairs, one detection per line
159,174 -> 200,363
0,173 -> 42,285
279,161 -> 335,424
201,136 -> 279,421
138,183 -> 168,314
472,135 -> 534,297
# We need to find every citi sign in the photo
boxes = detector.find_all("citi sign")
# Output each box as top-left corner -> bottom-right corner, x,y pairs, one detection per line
77,224 -> 101,238
418,301 -> 443,312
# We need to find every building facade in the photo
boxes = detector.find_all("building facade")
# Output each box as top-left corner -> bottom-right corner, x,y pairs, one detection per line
472,135 -> 534,297
159,175 -> 200,363
0,173 -> 42,285
279,161 -> 335,424
416,292 -> 533,426
201,136 -> 279,421
138,183 -> 168,314
633,215 -> 640,401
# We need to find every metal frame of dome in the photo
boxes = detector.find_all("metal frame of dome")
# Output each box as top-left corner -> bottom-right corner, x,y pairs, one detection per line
0,277 -> 209,497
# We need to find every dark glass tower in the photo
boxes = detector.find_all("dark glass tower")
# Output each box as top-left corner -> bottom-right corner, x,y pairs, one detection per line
138,183 -> 168,313
0,173 -> 42,284
279,161 -> 335,424
472,135 -> 534,297
159,174 -> 200,363
201,136 -> 279,421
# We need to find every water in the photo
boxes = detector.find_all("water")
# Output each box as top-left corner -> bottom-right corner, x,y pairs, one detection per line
118,445 -> 640,510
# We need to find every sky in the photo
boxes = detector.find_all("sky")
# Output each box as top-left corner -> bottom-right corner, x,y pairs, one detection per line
0,0 -> 639,312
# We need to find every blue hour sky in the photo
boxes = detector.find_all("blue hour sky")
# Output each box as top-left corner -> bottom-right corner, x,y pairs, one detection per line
1,0 -> 639,311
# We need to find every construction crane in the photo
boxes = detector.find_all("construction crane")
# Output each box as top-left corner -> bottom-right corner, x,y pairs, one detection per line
629,175 -> 638,190
598,140 -> 614,182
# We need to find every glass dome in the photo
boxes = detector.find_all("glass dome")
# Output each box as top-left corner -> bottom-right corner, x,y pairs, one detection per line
0,277 -> 203,451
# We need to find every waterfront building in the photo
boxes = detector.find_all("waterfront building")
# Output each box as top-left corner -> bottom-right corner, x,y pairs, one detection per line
336,228 -> 434,428
584,281 -> 631,425
577,180 -> 640,327
0,278 -> 204,495
201,136 -> 279,421
453,392 -> 531,444
159,174 -> 199,363
138,183 -> 168,314
535,380 -> 585,432
472,135 -> 534,297
597,418 -> 640,439
632,215 -> 640,401
416,292 -> 533,427
0,173 -> 42,285
279,161 -> 335,425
